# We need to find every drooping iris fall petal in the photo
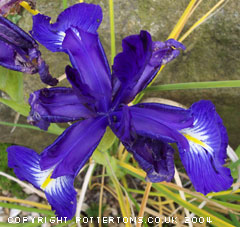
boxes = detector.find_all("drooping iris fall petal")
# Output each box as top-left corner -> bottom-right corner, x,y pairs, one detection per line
179,100 -> 233,195
40,116 -> 108,178
7,146 -> 77,219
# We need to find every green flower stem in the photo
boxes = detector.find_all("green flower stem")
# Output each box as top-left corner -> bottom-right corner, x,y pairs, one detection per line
145,80 -> 240,92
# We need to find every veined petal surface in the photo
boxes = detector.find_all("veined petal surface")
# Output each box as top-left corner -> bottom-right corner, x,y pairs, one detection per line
127,105 -> 189,150
40,116 -> 108,178
30,3 -> 102,52
110,106 -> 175,182
7,146 -> 76,219
179,100 -> 233,195
112,31 -> 152,106
65,65 -> 96,104
112,31 -> 185,106
130,103 -> 193,130
28,87 -> 96,130
62,27 -> 111,112
125,136 -> 175,183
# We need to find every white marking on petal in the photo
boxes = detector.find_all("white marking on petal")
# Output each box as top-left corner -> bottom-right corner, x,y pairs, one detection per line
71,27 -> 81,40
55,31 -> 66,45
180,120 -> 214,155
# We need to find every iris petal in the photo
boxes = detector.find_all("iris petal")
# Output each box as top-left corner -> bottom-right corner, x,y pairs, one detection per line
179,100 -> 233,195
111,105 -> 189,151
7,146 -> 76,219
30,3 -> 102,52
112,31 -> 152,106
65,65 -> 96,104
110,106 -> 175,182
40,116 -> 108,178
28,87 -> 96,130
112,31 -> 185,106
125,136 -> 175,183
0,16 -> 57,85
62,27 -> 111,112
150,39 -> 186,66
130,103 -> 193,130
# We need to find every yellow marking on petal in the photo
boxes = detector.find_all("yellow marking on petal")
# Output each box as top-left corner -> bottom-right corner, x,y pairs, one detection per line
41,172 -> 53,190
182,133 -> 208,149
20,1 -> 40,15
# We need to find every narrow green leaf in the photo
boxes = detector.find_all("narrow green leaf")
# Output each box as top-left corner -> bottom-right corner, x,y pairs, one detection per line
0,121 -> 41,131
210,199 -> 240,211
109,0 -> 116,65
214,194 -> 240,202
126,192 -> 148,227
229,213 -> 240,227
145,80 -> 240,92
153,184 -> 235,227
0,121 -> 64,136
0,202 -> 54,216
0,223 -> 23,226
132,92 -> 144,105
0,97 -> 64,135
202,205 -> 234,225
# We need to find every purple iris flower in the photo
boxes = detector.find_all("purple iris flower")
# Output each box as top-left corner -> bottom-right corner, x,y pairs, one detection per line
0,16 -> 58,85
7,3 -> 233,219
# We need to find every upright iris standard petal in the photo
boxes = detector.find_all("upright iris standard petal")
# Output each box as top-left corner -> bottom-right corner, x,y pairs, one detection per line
65,65 -> 96,104
40,116 -> 108,178
30,3 -> 102,52
112,31 -> 152,106
0,16 -> 57,85
62,27 -> 112,112
28,87 -> 96,130
7,146 -> 77,219
179,100 -> 233,195
112,31 -> 185,106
